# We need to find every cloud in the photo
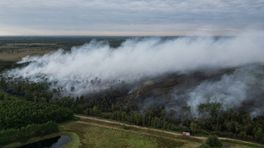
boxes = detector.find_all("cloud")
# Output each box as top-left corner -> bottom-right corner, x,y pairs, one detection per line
0,0 -> 263,35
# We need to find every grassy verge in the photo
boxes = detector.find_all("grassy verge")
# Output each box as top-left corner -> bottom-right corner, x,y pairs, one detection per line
63,132 -> 80,148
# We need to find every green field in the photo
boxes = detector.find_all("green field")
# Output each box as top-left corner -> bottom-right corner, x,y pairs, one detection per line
61,121 -> 194,148
60,116 -> 264,148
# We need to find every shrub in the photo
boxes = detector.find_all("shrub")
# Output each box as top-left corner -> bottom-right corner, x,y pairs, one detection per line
200,135 -> 222,148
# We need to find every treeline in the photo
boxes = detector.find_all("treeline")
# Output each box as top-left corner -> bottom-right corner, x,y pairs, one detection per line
0,122 -> 58,145
0,78 -> 53,102
195,103 -> 264,142
0,60 -> 17,72
72,98 -> 264,143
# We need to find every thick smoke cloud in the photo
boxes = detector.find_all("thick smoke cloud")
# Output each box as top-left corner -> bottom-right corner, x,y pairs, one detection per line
6,31 -> 264,97
186,65 -> 264,116
138,65 -> 264,117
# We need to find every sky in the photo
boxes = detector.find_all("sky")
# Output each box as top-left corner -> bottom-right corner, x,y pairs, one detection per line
0,0 -> 264,36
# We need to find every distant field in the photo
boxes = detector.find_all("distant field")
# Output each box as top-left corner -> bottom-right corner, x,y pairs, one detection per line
0,48 -> 52,61
0,42 -> 63,61
60,115 -> 264,148
0,36 -> 126,61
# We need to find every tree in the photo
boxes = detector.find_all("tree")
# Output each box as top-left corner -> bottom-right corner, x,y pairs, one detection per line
190,121 -> 200,134
254,127 -> 263,142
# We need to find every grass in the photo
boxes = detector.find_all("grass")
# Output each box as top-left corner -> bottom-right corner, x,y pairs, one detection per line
61,121 -> 188,148
64,132 -> 80,148
221,139 -> 264,148
60,116 -> 264,148
81,124 -> 157,148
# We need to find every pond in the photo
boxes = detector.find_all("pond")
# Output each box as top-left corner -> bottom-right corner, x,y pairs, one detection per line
19,135 -> 71,148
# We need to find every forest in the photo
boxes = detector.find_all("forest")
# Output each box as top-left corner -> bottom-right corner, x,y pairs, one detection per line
0,93 -> 73,145
0,76 -> 263,144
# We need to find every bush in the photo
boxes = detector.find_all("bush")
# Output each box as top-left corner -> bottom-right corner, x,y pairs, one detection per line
200,135 -> 222,148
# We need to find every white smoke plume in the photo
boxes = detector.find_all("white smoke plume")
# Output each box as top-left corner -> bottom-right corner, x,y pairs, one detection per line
138,65 -> 264,117
186,65 -> 264,116
6,31 -> 264,97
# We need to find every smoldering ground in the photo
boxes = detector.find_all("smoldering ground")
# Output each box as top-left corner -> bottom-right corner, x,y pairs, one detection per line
6,31 -> 264,116
136,64 -> 264,118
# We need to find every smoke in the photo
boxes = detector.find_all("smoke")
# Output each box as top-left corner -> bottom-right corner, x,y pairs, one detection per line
138,65 -> 264,117
6,31 -> 264,97
186,65 -> 264,116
